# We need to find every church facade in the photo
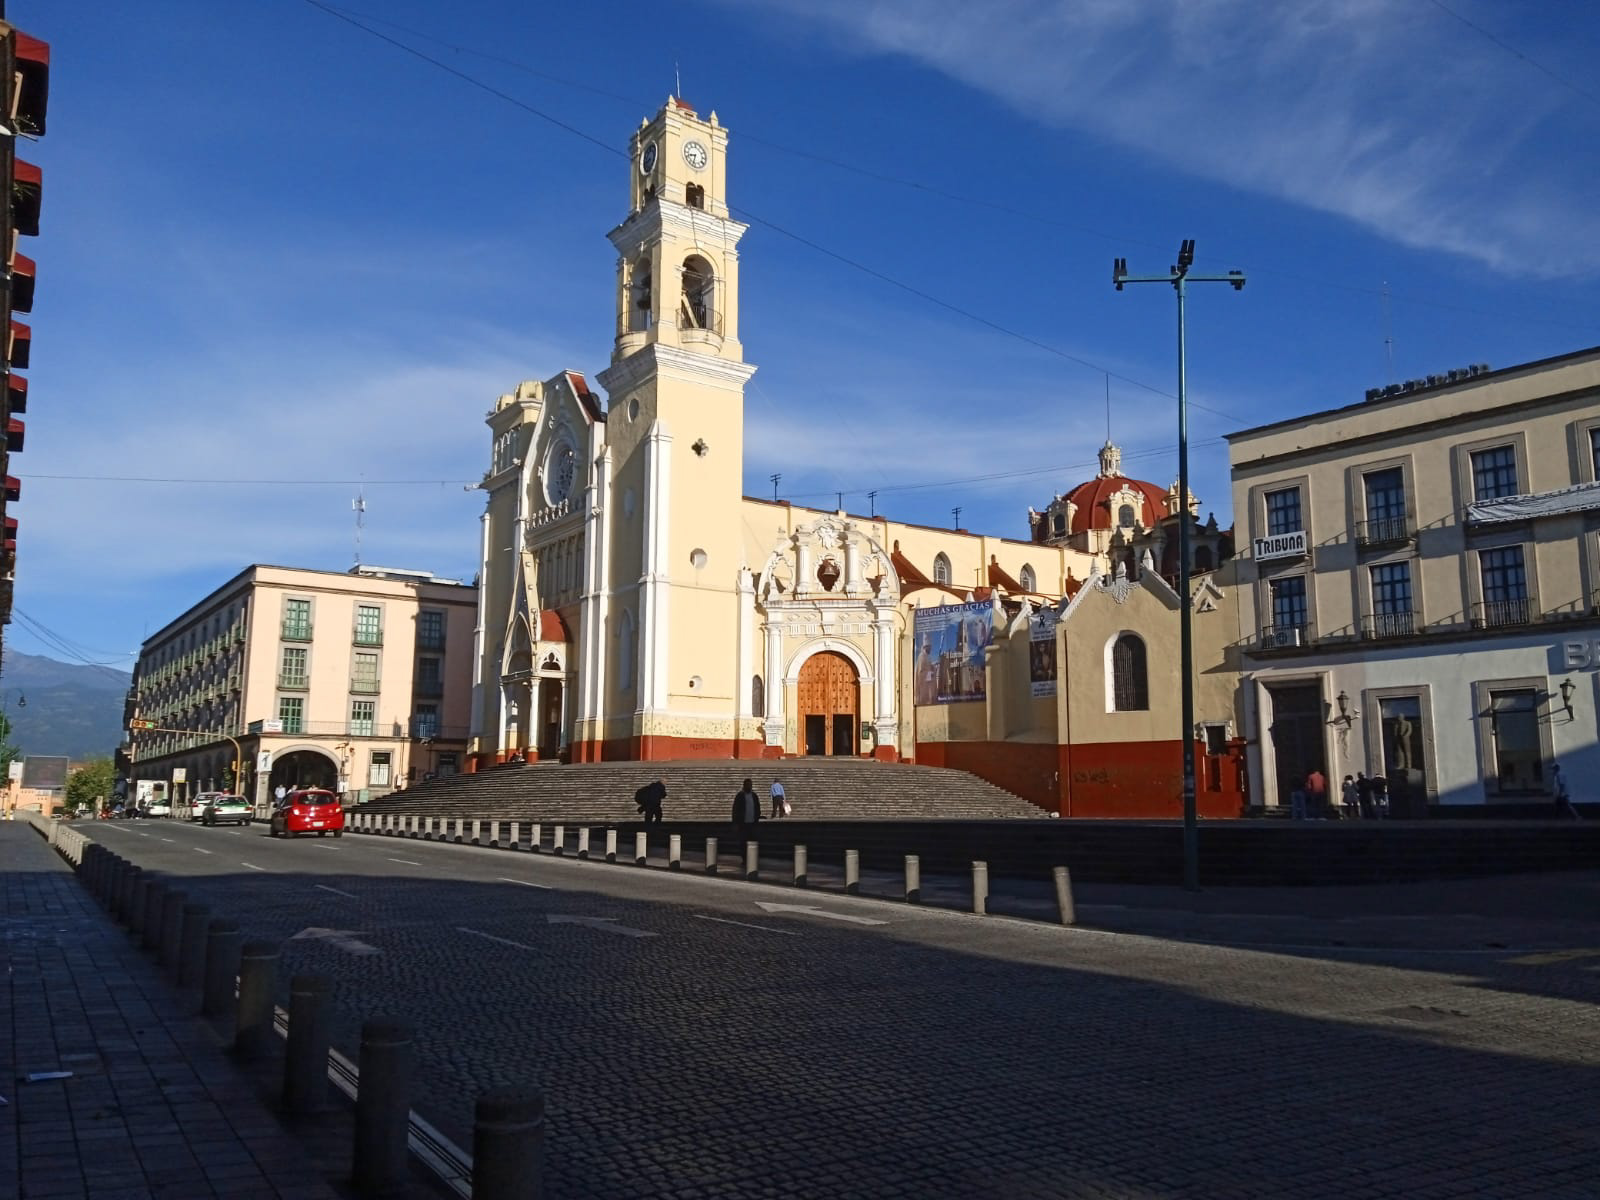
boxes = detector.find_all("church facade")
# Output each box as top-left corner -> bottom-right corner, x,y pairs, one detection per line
467,98 -> 1244,816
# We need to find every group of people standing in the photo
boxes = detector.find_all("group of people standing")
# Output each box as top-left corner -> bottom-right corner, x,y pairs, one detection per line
1291,769 -> 1388,819
632,776 -> 794,828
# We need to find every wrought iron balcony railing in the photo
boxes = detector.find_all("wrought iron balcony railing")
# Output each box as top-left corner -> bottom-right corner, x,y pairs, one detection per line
1356,515 -> 1411,548
1361,610 -> 1416,639
1257,622 -> 1311,650
1473,597 -> 1534,629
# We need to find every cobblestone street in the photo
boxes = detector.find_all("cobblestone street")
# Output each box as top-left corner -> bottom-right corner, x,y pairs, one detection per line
86,820 -> 1600,1199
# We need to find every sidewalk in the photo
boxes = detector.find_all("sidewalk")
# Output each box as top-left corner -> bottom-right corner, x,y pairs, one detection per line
0,823 -> 343,1200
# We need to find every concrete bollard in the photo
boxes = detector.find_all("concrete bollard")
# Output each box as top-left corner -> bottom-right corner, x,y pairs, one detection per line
530,823 -> 542,853
509,821 -> 520,850
141,879 -> 168,950
472,1086 -> 545,1200
112,860 -> 135,919
744,840 -> 759,881
1052,866 -> 1077,926
125,868 -> 148,932
705,837 -> 719,875
845,850 -> 860,896
179,902 -> 212,990
552,825 -> 565,856
634,831 -> 647,867
794,844 -> 808,888
904,855 -> 921,904
106,856 -> 125,912
353,1018 -> 415,1196
669,834 -> 682,871
578,828 -> 590,860
490,820 -> 501,848
424,816 -> 434,838
471,819 -> 482,846
235,940 -> 280,1060
202,919 -> 243,1019
283,974 -> 333,1114
160,888 -> 187,974
605,828 -> 617,863
972,861 -> 989,916
454,818 -> 465,844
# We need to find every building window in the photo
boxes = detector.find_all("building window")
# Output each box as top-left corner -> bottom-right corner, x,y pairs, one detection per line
1471,445 -> 1518,501
350,700 -> 375,737
752,675 -> 765,718
1019,564 -> 1036,592
437,752 -> 458,775
369,752 -> 391,788
1264,487 -> 1302,536
1118,503 -> 1136,529
1488,689 -> 1542,792
354,604 -> 383,646
617,611 -> 636,691
418,609 -> 445,651
1369,562 -> 1413,637
352,651 -> 380,694
1591,427 -> 1600,481
278,696 -> 304,734
686,182 -> 705,209
1052,512 -> 1066,537
1479,545 -> 1529,626
413,704 -> 438,739
681,255 -> 715,331
1194,545 -> 1214,571
416,656 -> 442,697
1111,634 -> 1148,712
279,646 -> 308,689
282,598 -> 312,640
1269,576 -> 1308,636
933,554 -> 952,586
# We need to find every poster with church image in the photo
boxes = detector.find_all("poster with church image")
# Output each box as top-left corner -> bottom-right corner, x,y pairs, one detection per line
913,601 -> 993,705
1028,610 -> 1058,698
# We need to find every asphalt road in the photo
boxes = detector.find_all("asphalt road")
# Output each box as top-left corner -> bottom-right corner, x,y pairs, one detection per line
90,818 -> 1600,1199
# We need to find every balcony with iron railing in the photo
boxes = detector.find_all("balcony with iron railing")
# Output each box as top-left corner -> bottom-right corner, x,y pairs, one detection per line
1472,597 -> 1535,630
350,678 -> 381,695
277,673 -> 308,691
416,632 -> 446,652
281,621 -> 313,642
408,718 -> 470,740
413,678 -> 445,698
352,629 -> 384,647
1356,515 -> 1412,549
1361,610 -> 1417,640
1256,622 -> 1312,651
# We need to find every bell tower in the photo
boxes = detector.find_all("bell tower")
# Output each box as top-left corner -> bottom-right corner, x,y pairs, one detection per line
589,97 -> 758,762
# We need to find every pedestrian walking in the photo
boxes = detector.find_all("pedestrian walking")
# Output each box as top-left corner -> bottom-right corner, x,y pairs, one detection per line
634,778 -> 667,823
769,779 -> 788,819
1341,775 -> 1359,819
274,784 -> 287,805
732,777 -> 762,840
1304,769 -> 1327,818
1552,762 -> 1580,820
1289,787 -> 1307,820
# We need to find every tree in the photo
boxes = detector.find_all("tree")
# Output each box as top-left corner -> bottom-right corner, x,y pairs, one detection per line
65,756 -> 116,814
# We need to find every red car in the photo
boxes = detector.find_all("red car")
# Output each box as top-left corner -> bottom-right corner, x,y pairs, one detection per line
269,788 -> 345,838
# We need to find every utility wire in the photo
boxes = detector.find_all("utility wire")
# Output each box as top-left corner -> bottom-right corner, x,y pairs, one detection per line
1427,0 -> 1600,112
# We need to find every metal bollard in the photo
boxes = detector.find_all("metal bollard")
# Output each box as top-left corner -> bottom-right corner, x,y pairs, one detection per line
353,1018 -> 415,1196
844,850 -> 860,896
473,1086 -> 545,1200
1053,866 -> 1077,926
634,831 -> 647,867
669,834 -> 682,871
904,855 -> 921,904
235,940 -> 280,1060
605,828 -> 617,863
283,974 -> 333,1114
530,823 -> 542,853
552,825 -> 565,856
160,888 -> 187,974
489,820 -> 501,848
202,919 -> 243,1019
972,861 -> 989,915
578,828 -> 590,860
705,837 -> 719,875
744,840 -> 759,881
179,902 -> 212,990
141,879 -> 168,950
793,844 -> 808,888
471,819 -> 482,846
509,820 -> 520,850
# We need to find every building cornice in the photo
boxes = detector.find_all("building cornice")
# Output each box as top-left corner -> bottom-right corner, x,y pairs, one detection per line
596,342 -> 756,397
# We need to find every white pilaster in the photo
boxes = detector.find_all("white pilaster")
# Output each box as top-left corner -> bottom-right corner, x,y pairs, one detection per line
873,610 -> 897,747
763,617 -> 785,745
737,567 -> 756,720
638,421 -> 673,715
469,510 -> 491,749
577,445 -> 612,739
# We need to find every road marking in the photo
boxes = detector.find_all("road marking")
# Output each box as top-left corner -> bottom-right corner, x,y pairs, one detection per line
291,926 -> 380,956
458,926 -> 538,953
387,857 -> 422,866
694,914 -> 800,937
160,838 -> 175,843
315,884 -> 358,899
241,862 -> 266,872
546,915 -> 658,939
193,848 -> 213,855
1507,947 -> 1600,966
135,832 -> 150,838
754,901 -> 888,926
497,877 -> 552,890
314,844 -> 341,850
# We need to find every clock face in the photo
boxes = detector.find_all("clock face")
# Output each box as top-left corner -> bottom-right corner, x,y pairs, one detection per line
639,141 -> 658,176
546,440 -> 577,506
682,140 -> 708,171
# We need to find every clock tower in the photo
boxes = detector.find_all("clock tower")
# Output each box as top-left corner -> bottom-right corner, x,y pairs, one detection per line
583,97 -> 758,760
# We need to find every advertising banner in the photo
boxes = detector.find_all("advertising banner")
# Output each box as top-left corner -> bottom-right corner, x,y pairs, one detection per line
1029,611 -> 1058,698
913,601 -> 993,705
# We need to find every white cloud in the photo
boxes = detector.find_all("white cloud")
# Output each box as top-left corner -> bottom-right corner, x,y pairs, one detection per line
738,0 -> 1600,277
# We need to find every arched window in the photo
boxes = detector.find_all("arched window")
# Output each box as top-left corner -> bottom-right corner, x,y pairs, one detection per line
1019,564 -> 1037,593
752,674 -> 765,718
1119,503 -> 1137,529
1052,512 -> 1067,537
933,553 -> 952,586
617,610 -> 636,691
1111,633 -> 1148,712
686,182 -> 705,209
1194,545 -> 1214,571
629,256 -> 652,332
681,255 -> 715,331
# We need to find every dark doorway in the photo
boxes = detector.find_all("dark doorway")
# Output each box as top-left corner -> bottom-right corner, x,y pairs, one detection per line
831,715 -> 854,756
270,749 -> 338,793
538,680 -> 563,758
1267,685 -> 1325,807
805,715 -> 827,756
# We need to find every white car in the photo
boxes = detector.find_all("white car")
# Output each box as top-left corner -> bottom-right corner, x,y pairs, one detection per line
144,797 -> 172,818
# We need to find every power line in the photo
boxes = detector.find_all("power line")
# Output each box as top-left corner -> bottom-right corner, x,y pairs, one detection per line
1427,0 -> 1600,112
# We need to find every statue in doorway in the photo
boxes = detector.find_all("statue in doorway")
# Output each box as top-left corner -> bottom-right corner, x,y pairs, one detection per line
1392,712 -> 1414,771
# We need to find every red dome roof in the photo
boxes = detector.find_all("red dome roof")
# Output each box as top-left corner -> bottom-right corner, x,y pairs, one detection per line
1063,474 -> 1169,535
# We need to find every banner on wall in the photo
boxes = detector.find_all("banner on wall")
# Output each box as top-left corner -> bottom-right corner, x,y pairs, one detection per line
913,601 -> 993,705
1029,610 -> 1058,698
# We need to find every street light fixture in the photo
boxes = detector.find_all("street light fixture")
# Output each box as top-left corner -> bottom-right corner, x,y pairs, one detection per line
1112,239 -> 1246,892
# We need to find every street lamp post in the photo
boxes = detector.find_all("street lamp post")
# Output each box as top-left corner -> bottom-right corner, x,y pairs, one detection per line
1113,240 -> 1245,892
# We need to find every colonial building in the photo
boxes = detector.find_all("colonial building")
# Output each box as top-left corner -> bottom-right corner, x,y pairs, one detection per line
468,98 -> 1242,816
1228,347 -> 1600,813
126,564 -> 475,808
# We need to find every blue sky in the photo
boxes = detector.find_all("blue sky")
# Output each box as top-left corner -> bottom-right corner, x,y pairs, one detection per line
13,0 -> 1600,672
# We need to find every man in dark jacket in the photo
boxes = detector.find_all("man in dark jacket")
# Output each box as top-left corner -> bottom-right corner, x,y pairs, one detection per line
732,778 -> 761,840
635,779 -> 666,823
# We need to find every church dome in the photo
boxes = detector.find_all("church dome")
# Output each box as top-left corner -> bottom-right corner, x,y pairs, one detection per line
1061,441 -> 1169,534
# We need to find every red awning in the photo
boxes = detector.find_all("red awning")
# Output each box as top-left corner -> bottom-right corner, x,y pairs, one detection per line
10,253 -> 35,313
6,374 -> 25,414
2,476 -> 18,502
13,160 -> 40,186
3,516 -> 15,551
11,160 -> 41,237
15,33 -> 50,67
8,321 -> 29,370
12,32 -> 49,136
6,417 -> 23,451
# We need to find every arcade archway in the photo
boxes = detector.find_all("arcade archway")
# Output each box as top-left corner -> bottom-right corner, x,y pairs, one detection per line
269,749 -> 338,792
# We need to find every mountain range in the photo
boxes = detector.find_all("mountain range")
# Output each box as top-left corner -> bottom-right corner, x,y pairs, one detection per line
1,648 -> 130,761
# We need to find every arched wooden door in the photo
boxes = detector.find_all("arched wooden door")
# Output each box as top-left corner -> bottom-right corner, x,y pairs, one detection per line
797,651 -> 859,756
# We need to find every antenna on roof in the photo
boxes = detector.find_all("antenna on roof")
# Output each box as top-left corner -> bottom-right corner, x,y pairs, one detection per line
352,486 -> 366,568
868,489 -> 878,518
1381,281 -> 1394,385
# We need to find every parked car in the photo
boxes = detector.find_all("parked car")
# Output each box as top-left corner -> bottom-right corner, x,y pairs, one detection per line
144,796 -> 172,818
196,793 -> 252,826
269,789 -> 345,838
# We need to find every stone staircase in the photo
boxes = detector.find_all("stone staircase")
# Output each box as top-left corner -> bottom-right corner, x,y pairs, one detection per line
362,759 -> 1047,823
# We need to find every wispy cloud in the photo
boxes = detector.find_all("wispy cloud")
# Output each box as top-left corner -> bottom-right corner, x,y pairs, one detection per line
737,0 -> 1600,277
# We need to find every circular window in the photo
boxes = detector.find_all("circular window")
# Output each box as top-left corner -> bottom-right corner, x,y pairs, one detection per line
543,436 -> 577,506
688,675 -> 702,691
628,397 -> 641,422
689,548 -> 708,569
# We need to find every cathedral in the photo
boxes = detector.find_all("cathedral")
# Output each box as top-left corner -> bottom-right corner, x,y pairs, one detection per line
467,98 -> 1244,816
